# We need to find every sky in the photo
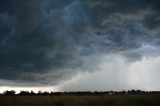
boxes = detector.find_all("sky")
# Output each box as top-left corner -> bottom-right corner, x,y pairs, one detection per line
0,0 -> 160,93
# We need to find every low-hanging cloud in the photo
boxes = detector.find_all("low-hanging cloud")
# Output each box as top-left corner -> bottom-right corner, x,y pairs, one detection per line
0,0 -> 160,86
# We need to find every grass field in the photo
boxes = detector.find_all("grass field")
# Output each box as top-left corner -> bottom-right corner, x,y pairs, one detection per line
0,95 -> 160,106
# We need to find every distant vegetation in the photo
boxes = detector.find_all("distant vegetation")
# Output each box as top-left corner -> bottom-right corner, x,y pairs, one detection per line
1,90 -> 160,96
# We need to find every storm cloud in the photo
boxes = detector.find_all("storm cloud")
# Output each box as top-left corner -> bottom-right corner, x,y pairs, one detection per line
0,0 -> 160,86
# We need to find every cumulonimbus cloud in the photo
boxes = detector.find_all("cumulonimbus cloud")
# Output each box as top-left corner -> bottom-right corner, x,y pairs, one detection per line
0,0 -> 160,86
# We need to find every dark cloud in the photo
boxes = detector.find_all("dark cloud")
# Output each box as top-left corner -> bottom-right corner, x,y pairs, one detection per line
143,14 -> 160,30
0,0 -> 160,85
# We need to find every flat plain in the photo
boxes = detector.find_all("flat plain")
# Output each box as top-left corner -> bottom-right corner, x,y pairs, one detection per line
0,95 -> 160,106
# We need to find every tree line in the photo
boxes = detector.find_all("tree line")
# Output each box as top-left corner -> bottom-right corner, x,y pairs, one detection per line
0,90 -> 160,96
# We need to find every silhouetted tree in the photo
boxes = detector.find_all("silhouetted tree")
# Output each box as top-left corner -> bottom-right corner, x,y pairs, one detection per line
19,91 -> 30,95
37,91 -> 43,95
30,90 -> 35,95
43,91 -> 50,96
3,90 -> 16,95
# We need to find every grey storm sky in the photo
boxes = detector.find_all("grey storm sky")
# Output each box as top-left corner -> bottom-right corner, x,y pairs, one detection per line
0,0 -> 160,91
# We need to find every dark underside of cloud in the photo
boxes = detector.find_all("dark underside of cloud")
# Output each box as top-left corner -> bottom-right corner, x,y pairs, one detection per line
0,0 -> 160,85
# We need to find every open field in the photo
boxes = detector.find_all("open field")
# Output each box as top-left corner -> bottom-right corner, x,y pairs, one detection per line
0,95 -> 160,106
